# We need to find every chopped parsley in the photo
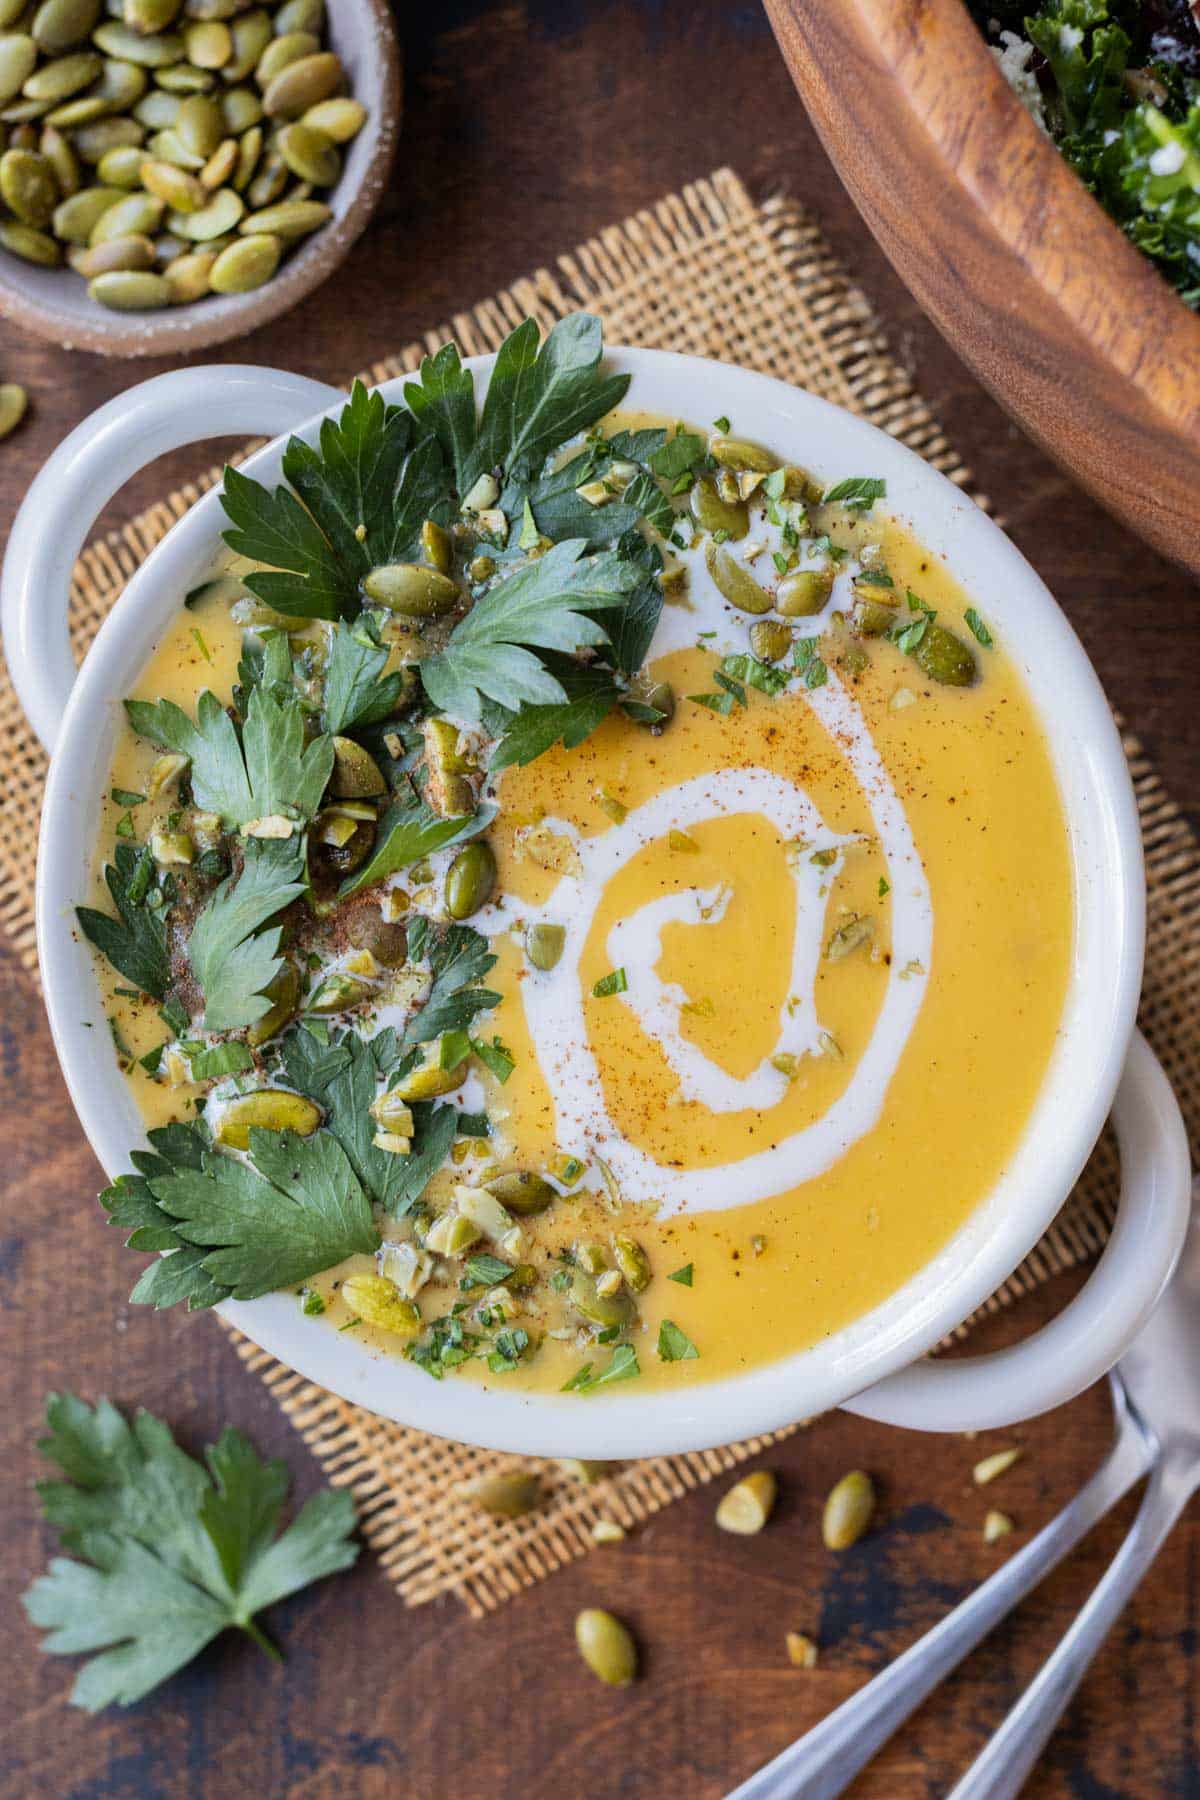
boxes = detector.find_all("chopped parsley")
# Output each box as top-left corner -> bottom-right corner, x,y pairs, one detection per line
964,607 -> 994,648
821,476 -> 886,511
592,968 -> 628,998
656,1319 -> 699,1363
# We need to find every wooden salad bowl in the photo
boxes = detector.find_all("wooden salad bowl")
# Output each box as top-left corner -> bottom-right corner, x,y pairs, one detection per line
765,0 -> 1200,578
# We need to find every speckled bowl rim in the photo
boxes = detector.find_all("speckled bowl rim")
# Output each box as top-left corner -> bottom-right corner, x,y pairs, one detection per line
0,0 -> 400,358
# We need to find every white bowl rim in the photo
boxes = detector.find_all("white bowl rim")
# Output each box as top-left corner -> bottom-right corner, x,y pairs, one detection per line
34,344 -> 1143,1457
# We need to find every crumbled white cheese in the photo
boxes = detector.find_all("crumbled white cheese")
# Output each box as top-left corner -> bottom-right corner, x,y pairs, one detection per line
1149,139 -> 1186,177
993,31 -> 1043,131
991,31 -> 1048,133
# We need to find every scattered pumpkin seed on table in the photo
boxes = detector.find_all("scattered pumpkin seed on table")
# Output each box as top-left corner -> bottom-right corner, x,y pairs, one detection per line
0,0 -> 367,310
575,1608 -> 638,1687
0,380 -> 28,439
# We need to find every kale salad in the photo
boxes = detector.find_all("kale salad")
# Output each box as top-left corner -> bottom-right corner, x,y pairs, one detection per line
972,0 -> 1200,307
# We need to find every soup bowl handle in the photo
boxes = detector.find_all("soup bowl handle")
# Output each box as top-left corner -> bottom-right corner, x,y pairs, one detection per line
1,365 -> 345,756
844,1031 -> 1191,1433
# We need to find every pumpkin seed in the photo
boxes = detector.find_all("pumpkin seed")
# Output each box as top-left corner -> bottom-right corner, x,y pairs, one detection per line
0,380 -> 28,439
173,87 -> 219,154
330,735 -> 385,798
362,562 -> 458,618
52,179 -> 121,236
822,1470 -> 876,1549
704,538 -> 772,614
300,94 -> 364,142
716,1469 -> 777,1534
340,1273 -> 420,1337
776,568 -> 834,617
690,472 -> 748,539
92,20 -> 182,62
306,969 -> 372,1014
71,227 -> 154,272
273,0 -> 322,33
88,186 -> 161,240
22,47 -> 101,100
0,101 -> 50,128
749,618 -> 792,662
244,138 -> 283,204
851,594 -> 897,637
166,177 -> 238,236
158,60 -> 218,92
973,1448 -> 1021,1486
230,117 -> 259,186
569,1268 -> 633,1331
983,1509 -> 1014,1543
182,16 -> 227,64
124,0 -> 183,30
162,240 -> 213,297
87,55 -> 148,110
575,1609 -> 637,1687
197,130 -> 233,184
139,151 -> 207,207
557,1458 -> 616,1484
344,912 -> 407,967
444,840 -> 496,920
526,922 -> 565,971
419,515 -> 452,575
486,1171 -> 554,1216
0,216 -> 59,259
31,0 -> 99,54
785,1631 -> 819,1668
88,265 -> 168,305
392,1048 -> 461,1103
221,5 -> 268,82
261,47 -> 340,117
612,1234 -> 651,1293
0,0 -> 26,27
144,124 -> 201,166
95,140 -> 143,183
275,116 -> 335,183
458,1470 -> 540,1519
237,192 -> 326,237
132,86 -> 179,127
218,81 -> 259,132
0,146 -> 57,223
254,26 -> 316,84
68,114 -> 143,156
710,434 -> 780,474
36,120 -> 77,190
910,622 -> 977,687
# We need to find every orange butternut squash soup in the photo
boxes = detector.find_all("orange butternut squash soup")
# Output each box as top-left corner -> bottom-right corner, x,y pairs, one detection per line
81,317 -> 1071,1400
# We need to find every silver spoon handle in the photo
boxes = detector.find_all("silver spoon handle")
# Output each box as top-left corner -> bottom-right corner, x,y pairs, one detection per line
724,1414 -> 1152,1800
946,1453 -> 1197,1800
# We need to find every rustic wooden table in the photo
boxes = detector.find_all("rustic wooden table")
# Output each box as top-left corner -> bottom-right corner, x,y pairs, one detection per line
1,5 -> 1196,1797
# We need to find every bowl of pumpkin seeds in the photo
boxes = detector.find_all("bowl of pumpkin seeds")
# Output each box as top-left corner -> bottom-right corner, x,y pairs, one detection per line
0,0 -> 400,354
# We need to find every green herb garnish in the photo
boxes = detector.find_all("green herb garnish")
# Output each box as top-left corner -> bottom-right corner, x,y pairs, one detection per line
592,968 -> 628,998
656,1319 -> 699,1362
22,1392 -> 358,1712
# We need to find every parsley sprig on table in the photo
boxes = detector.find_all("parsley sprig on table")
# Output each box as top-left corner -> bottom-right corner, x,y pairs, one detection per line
23,1393 -> 358,1712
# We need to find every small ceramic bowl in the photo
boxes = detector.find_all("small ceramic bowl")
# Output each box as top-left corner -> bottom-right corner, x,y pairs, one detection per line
1,352 -> 1191,1458
0,0 -> 400,358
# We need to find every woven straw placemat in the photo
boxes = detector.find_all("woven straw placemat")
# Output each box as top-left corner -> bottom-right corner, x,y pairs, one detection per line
3,169 -> 1197,1618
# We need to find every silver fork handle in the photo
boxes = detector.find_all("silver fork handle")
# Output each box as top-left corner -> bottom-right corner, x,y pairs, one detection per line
724,1403 -> 1152,1800
946,1451 -> 1198,1800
